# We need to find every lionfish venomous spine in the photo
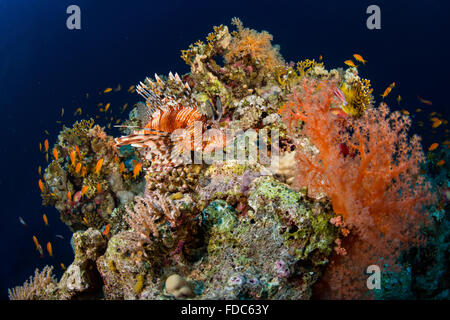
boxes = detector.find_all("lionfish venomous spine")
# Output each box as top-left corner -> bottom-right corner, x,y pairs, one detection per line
115,72 -> 222,170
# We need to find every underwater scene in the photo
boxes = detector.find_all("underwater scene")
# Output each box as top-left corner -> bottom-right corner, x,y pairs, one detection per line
1,0 -> 449,302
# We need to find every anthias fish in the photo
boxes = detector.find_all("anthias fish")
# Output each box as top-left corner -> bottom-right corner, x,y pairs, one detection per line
95,159 -> 104,175
46,242 -> 53,257
353,54 -> 367,64
19,217 -> 27,227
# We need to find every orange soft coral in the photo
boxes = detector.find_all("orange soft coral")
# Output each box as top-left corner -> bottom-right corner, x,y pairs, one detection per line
224,18 -> 284,75
280,78 -> 433,299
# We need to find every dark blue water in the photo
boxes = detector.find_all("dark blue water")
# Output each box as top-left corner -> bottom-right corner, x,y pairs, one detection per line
1,0 -> 449,299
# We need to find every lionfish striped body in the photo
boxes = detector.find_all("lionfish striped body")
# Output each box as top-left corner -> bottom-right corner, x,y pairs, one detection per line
115,72 -> 221,170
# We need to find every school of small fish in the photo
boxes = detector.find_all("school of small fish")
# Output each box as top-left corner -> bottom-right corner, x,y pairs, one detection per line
28,82 -> 140,271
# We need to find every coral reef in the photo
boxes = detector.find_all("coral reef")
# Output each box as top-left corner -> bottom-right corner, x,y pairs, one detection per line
14,18 -> 443,301
39,120 -> 144,233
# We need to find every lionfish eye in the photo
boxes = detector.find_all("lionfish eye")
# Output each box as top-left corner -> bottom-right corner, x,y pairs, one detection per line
206,125 -> 211,130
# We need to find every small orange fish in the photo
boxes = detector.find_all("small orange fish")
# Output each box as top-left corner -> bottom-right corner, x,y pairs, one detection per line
32,236 -> 39,250
397,95 -> 402,104
133,162 -> 142,179
344,60 -> 357,68
401,109 -> 409,115
105,103 -> 111,112
104,88 -> 113,93
121,103 -> 128,112
103,224 -> 110,236
46,242 -> 53,257
437,160 -> 445,166
96,182 -> 102,193
75,145 -> 81,157
416,108 -> 422,112
39,143 -> 42,152
95,158 -> 104,175
428,143 -> 439,151
52,148 -> 58,160
443,140 -> 450,145
418,96 -> 432,106
81,185 -> 89,197
45,153 -> 49,163
119,162 -> 125,174
75,162 -> 82,174
61,108 -> 64,117
83,217 -> 89,225
353,54 -> 367,64
43,214 -> 48,226
128,85 -> 135,92
60,263 -> 66,271
67,191 -> 72,201
38,166 -> 42,176
44,139 -> 49,152
81,166 -> 87,177
70,149 -> 76,165
38,179 -> 45,192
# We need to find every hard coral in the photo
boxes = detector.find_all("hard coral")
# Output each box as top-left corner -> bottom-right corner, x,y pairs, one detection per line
8,266 -> 58,300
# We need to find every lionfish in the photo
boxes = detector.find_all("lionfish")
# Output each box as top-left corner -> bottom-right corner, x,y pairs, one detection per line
115,72 -> 224,170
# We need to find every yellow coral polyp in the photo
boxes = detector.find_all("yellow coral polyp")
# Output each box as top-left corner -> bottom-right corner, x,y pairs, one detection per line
339,79 -> 373,117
